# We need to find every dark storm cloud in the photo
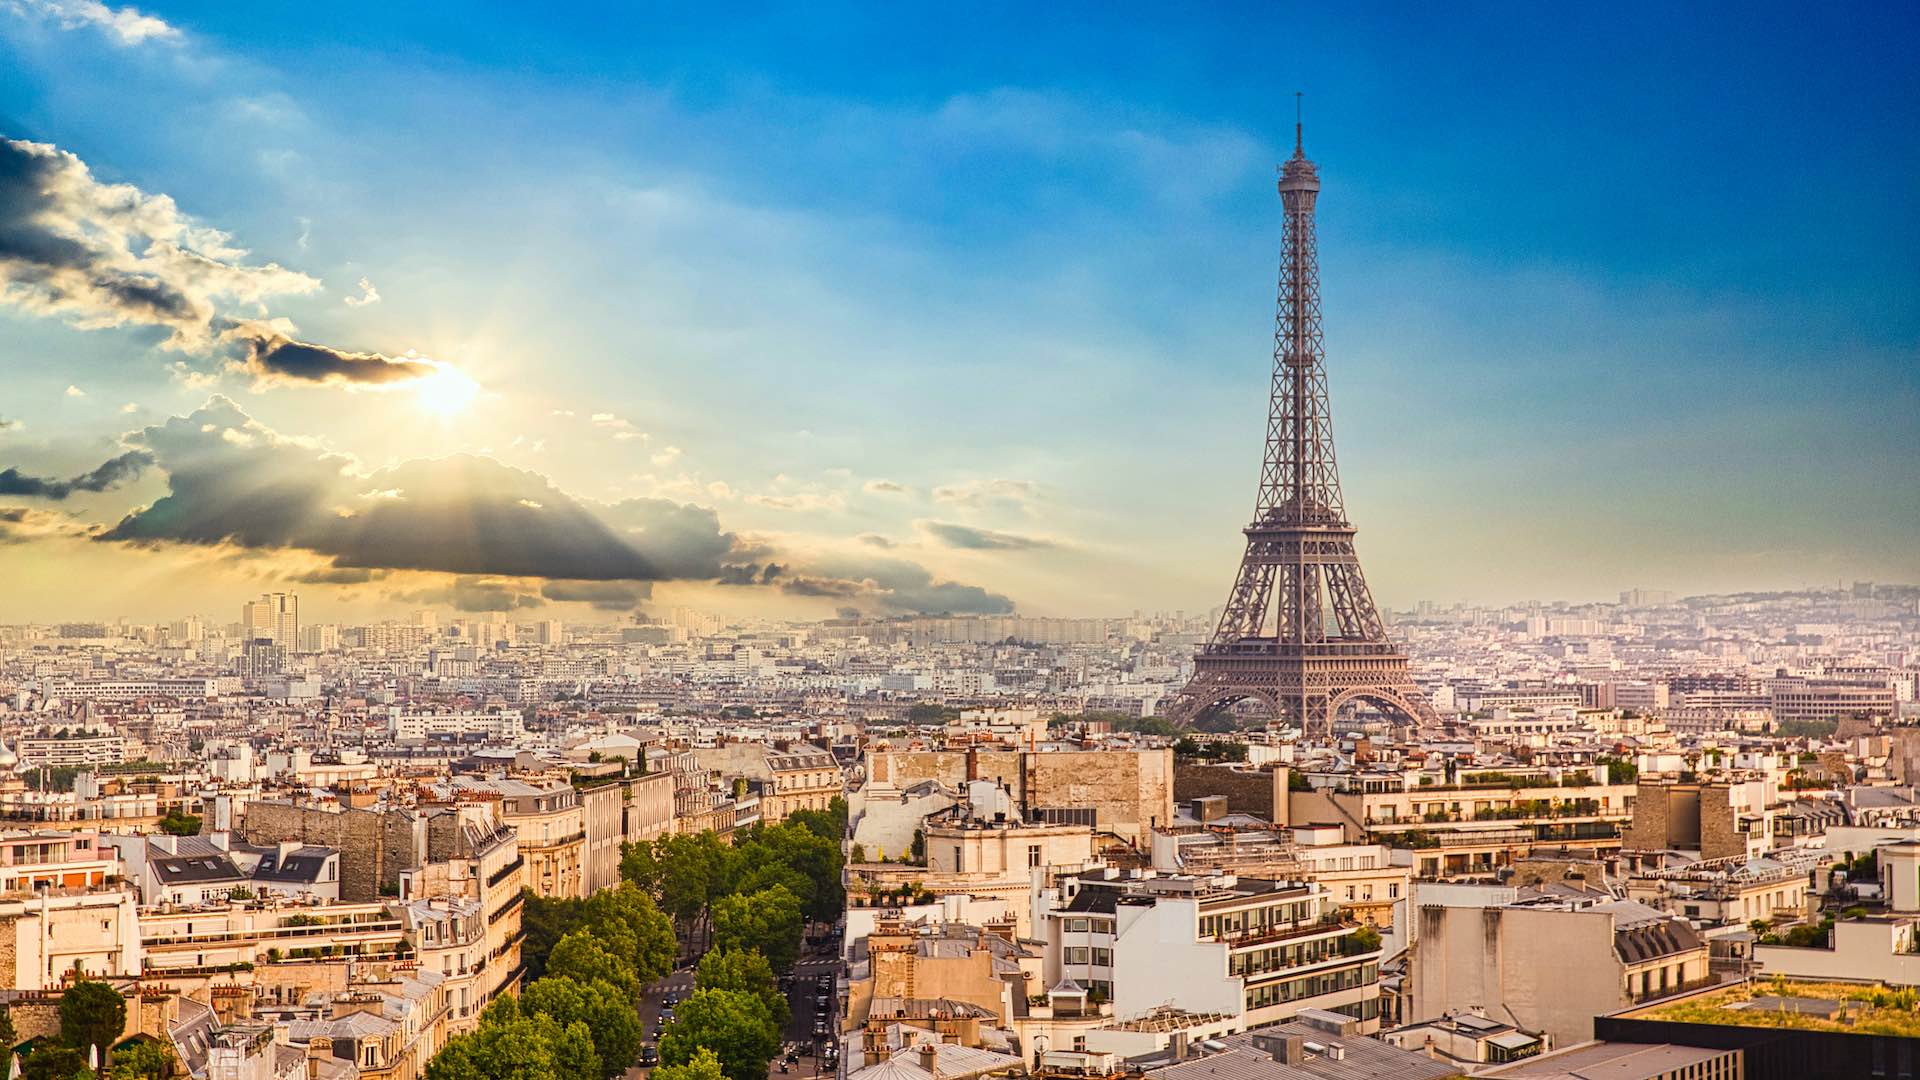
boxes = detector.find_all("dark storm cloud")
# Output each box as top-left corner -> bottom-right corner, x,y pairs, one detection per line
916,519 -> 1053,551
782,555 -> 1015,615
400,577 -> 546,612
540,580 -> 652,610
226,323 -> 436,386
0,449 -> 153,499
288,566 -> 386,585
96,397 -> 745,583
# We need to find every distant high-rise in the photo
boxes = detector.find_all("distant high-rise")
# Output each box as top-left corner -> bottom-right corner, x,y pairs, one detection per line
1164,120 -> 1436,736
242,592 -> 298,646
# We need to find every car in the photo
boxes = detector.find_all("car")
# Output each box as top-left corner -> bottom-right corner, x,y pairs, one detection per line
663,991 -> 680,1005
813,1021 -> 828,1036
638,1045 -> 659,1067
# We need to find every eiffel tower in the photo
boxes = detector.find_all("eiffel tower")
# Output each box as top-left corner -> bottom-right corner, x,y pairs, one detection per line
1164,118 -> 1437,737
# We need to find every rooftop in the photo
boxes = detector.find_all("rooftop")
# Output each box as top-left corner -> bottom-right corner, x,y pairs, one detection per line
1623,979 -> 1920,1038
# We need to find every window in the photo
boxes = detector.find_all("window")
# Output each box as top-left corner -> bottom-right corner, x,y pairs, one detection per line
1091,948 -> 1112,966
1066,918 -> 1088,933
1028,844 -> 1043,868
1065,947 -> 1090,964
1389,883 -> 1400,899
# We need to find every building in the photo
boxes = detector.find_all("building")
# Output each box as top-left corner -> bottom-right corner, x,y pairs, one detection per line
243,592 -> 299,647
0,832 -> 140,986
1412,897 -> 1712,1047
1601,978 -> 1918,1080
1140,1012 -> 1458,1080
1479,1040 -> 1740,1080
1035,867 -> 1384,1031
448,778 -> 585,899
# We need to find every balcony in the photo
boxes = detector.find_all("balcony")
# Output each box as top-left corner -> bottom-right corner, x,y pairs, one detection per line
1216,916 -> 1354,949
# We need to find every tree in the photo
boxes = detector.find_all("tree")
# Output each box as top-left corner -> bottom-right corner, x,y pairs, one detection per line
1341,925 -> 1383,955
23,1047 -> 90,1080
104,1039 -> 173,1080
0,1002 -> 15,1049
651,1048 -> 726,1080
712,885 -> 804,973
156,812 -> 200,837
849,843 -> 866,864
60,980 -> 127,1067
544,932 -> 641,1003
658,989 -> 779,1080
519,977 -> 643,1078
519,891 -> 581,982
579,884 -> 676,983
696,948 -> 789,1029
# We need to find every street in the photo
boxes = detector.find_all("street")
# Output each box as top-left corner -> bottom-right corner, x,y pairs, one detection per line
626,944 -> 843,1080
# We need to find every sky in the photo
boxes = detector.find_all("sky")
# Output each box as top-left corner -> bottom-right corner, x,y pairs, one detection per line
0,2 -> 1916,625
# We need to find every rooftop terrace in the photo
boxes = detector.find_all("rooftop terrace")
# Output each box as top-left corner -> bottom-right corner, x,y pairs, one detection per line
1625,978 -> 1920,1038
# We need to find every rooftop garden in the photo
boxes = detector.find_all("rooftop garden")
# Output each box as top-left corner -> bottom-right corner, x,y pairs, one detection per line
1636,978 -> 1920,1038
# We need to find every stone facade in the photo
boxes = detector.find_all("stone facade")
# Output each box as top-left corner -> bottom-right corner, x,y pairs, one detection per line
240,803 -> 422,902
865,748 -> 1173,848
1173,763 -> 1286,823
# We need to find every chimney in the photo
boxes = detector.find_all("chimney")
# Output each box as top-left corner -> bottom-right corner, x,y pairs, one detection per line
966,746 -> 980,782
1281,1037 -> 1305,1067
917,1043 -> 938,1072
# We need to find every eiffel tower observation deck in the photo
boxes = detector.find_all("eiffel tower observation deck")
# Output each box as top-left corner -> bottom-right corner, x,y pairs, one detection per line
1164,115 -> 1438,737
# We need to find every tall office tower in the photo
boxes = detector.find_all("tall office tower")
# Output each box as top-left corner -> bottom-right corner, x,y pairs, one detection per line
242,592 -> 299,646
1164,121 -> 1437,737
411,608 -> 439,634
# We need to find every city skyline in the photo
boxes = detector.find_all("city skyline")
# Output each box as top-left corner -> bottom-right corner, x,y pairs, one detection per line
3,4 -> 1917,624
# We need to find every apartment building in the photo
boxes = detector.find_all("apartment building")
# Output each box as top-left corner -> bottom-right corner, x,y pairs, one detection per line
1412,897 -> 1711,1047
0,835 -> 141,986
448,778 -> 584,899
1035,867 -> 1385,1031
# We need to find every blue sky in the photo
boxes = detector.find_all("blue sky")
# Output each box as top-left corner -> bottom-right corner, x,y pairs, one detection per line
1,2 -> 1915,623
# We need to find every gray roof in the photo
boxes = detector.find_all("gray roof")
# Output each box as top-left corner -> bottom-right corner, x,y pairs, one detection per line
1483,1040 -> 1727,1078
1147,1026 -> 1458,1080
254,847 -> 336,883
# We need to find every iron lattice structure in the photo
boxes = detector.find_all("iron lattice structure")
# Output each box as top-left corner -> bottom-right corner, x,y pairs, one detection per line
1164,128 -> 1438,737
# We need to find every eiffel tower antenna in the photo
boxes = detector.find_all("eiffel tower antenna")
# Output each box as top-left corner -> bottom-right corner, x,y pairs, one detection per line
1163,120 -> 1438,738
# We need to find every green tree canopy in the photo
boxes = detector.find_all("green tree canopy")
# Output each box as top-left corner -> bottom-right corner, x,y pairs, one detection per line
425,1012 -> 597,1080
711,885 -> 804,973
579,883 -> 676,982
651,1047 -> 726,1080
658,989 -> 779,1080
156,812 -> 200,837
59,980 -> 127,1067
23,1046 -> 91,1080
103,1039 -> 172,1080
519,977 -> 643,1079
544,931 -> 641,1003
695,948 -> 789,1030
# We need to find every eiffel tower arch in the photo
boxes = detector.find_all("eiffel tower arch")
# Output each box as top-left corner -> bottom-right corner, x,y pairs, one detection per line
1163,120 -> 1438,738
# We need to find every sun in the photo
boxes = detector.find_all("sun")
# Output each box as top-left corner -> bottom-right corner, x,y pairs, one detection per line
412,363 -> 480,416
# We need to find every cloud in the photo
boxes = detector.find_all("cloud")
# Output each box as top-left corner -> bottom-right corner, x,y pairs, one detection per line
0,417 -> 18,430
0,138 -> 454,390
224,322 -> 435,386
540,579 -> 651,611
745,491 -> 847,513
916,519 -> 1054,550
931,477 -> 1037,510
0,138 -> 318,350
782,554 -> 1015,615
3,0 -> 180,45
856,533 -> 896,548
863,479 -> 909,495
64,384 -> 85,397
0,449 -> 153,499
99,397 -> 747,582
591,413 -> 646,441
399,577 -> 546,613
0,504 -> 90,544
342,277 -> 381,307
288,566 -> 385,585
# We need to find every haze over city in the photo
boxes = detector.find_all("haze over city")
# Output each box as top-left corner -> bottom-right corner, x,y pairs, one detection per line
3,4 -> 1915,625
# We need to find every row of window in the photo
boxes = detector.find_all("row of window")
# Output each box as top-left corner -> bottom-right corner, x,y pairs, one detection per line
1199,900 -> 1317,939
1242,961 -> 1377,1011
1063,946 -> 1112,966
1229,935 -> 1348,976
1061,917 -> 1114,934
